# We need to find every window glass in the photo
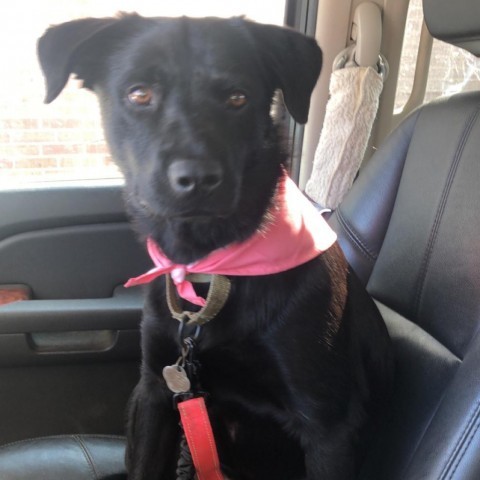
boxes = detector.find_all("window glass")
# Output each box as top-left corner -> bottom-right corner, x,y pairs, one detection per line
0,1 -> 285,187
394,0 -> 480,114
425,39 -> 480,102
394,0 -> 422,113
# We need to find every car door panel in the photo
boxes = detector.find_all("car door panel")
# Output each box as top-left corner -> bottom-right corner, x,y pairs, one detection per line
0,185 -> 150,445
0,223 -> 148,299
0,362 -> 139,444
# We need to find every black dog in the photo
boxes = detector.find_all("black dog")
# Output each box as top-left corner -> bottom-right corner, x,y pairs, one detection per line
38,14 -> 392,479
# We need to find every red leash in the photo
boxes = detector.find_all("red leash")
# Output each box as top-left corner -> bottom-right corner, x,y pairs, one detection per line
178,397 -> 224,480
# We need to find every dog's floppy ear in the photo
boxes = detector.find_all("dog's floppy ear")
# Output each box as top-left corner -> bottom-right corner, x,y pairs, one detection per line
37,14 -> 142,104
244,22 -> 322,124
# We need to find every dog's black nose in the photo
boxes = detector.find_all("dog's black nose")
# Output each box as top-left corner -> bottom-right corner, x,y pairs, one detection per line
167,159 -> 223,195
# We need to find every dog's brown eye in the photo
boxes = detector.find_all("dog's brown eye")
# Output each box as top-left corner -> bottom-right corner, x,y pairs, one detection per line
227,92 -> 248,109
127,86 -> 154,106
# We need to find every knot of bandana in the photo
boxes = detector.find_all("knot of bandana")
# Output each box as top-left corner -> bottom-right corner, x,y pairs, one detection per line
125,174 -> 337,306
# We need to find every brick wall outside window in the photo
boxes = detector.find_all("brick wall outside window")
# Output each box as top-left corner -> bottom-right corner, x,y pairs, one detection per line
0,0 -> 285,186
0,86 -> 116,184
1,0 -> 479,186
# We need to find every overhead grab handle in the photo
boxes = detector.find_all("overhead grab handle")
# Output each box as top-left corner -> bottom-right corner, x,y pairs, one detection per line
334,2 -> 387,79
352,2 -> 382,67
305,1 -> 387,210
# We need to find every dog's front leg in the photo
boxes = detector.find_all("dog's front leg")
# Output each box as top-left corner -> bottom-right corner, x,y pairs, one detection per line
125,373 -> 181,480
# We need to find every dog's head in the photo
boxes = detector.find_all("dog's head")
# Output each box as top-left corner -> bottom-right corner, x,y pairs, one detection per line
38,14 -> 322,263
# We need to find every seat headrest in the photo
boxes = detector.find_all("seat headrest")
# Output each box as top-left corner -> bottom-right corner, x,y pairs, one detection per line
424,0 -> 480,56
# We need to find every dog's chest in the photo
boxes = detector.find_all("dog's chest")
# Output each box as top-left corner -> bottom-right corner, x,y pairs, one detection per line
195,324 -> 291,413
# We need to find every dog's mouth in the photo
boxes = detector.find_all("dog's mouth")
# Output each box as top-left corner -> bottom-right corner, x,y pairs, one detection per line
137,198 -> 232,222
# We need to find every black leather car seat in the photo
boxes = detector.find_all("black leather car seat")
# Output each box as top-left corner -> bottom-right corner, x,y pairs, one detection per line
2,0 -> 480,479
0,435 -> 126,479
329,0 -> 480,477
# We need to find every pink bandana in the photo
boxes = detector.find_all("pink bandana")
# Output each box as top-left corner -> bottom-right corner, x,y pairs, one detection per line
125,174 -> 337,306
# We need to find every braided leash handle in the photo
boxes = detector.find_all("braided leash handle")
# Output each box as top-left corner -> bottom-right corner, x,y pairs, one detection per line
176,433 -> 196,480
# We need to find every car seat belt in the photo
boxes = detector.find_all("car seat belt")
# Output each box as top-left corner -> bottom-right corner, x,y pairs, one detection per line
305,2 -> 388,211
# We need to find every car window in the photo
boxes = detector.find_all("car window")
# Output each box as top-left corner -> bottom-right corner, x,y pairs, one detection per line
395,0 -> 480,114
425,38 -> 480,102
0,1 -> 285,188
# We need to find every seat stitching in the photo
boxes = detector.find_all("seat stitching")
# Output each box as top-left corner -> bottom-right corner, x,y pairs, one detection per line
413,105 -> 480,322
74,434 -> 98,480
439,399 -> 480,480
0,434 -> 124,480
448,419 -> 480,480
335,207 -> 378,261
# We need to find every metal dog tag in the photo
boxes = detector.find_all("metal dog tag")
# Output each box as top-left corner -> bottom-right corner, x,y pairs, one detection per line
162,365 -> 191,393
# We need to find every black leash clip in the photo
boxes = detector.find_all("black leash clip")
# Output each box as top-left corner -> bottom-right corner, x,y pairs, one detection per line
177,315 -> 202,343
173,392 -> 195,410
167,316 -> 205,410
